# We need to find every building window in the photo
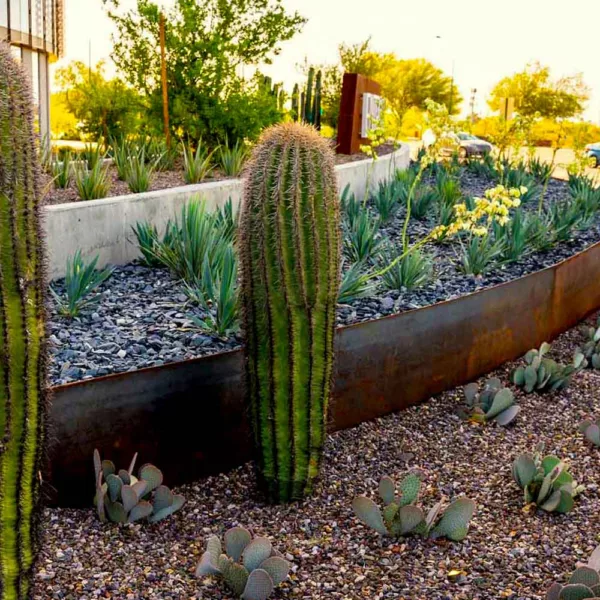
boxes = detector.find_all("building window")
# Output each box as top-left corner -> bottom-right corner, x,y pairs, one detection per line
0,1 -> 8,28
9,0 -> 20,31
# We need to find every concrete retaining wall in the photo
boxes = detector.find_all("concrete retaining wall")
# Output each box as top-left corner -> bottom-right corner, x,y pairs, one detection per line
44,146 -> 409,280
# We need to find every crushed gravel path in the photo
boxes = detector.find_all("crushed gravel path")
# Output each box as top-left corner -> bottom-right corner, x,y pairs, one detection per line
35,315 -> 600,599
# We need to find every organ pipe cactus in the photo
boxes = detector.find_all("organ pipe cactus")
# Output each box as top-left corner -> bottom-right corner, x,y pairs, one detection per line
577,317 -> 600,370
352,474 -> 476,542
511,342 -> 586,394
461,377 -> 520,426
239,123 -> 341,503
546,545 -> 600,599
512,443 -> 583,513
93,450 -> 184,523
0,44 -> 49,599
196,527 -> 291,600
579,418 -> 600,447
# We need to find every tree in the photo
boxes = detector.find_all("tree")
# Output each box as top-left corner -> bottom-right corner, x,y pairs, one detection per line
488,62 -> 589,119
54,61 -> 144,141
102,0 -> 305,144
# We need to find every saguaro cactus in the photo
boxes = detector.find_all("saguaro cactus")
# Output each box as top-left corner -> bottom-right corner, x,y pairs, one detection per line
240,123 -> 340,503
0,44 -> 48,598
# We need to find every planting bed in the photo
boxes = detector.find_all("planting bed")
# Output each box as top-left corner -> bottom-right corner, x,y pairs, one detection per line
47,171 -> 600,385
34,315 -> 600,599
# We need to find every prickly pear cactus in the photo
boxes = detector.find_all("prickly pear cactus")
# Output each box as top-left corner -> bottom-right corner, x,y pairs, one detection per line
577,317 -> 600,370
239,123 -> 340,503
512,444 -> 583,513
546,545 -> 600,599
196,527 -> 291,600
461,377 -> 520,426
579,418 -> 600,447
93,450 -> 185,524
0,43 -> 49,599
511,342 -> 586,394
352,474 -> 476,542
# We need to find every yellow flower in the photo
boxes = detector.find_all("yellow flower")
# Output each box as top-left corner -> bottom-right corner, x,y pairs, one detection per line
520,186 -> 528,195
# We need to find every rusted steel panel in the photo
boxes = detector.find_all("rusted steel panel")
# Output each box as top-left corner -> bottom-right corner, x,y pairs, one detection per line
48,241 -> 600,506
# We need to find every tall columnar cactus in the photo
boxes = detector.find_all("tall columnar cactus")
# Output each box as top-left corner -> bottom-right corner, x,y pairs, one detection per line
240,123 -> 340,503
0,44 -> 48,598
303,67 -> 315,124
312,70 -> 322,131
290,84 -> 300,122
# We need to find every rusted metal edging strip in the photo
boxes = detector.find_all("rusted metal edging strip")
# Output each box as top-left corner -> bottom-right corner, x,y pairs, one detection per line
48,241 -> 600,506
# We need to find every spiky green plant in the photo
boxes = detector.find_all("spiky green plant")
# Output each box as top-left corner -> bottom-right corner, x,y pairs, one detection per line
352,474 -> 476,541
51,151 -> 72,189
511,342 -> 586,394
196,527 -> 291,600
338,261 -> 374,304
239,123 -> 340,503
0,43 -> 49,600
546,545 -> 600,599
378,246 -> 432,292
460,377 -> 520,426
93,450 -> 184,524
512,443 -> 584,513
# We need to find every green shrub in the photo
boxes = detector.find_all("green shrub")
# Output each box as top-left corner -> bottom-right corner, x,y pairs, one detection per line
50,250 -> 114,317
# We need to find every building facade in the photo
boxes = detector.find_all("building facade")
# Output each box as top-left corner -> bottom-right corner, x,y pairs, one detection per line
0,0 -> 64,138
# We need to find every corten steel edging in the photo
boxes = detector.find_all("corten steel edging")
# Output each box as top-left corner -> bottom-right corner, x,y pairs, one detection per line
48,241 -> 600,506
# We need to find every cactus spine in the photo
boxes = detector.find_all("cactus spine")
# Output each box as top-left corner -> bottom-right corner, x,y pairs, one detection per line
240,123 -> 340,503
0,44 -> 48,599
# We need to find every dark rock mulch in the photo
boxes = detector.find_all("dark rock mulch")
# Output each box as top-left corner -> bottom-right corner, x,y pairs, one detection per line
34,315 -> 600,599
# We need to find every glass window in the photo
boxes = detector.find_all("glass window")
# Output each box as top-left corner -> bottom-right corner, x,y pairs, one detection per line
32,0 -> 42,39
45,0 -> 53,45
20,0 -> 28,34
10,44 -> 20,61
9,0 -> 20,31
1,1 -> 8,28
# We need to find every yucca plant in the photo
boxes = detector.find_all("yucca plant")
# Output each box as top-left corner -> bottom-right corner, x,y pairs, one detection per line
546,200 -> 582,242
187,245 -> 239,337
528,156 -> 553,184
110,136 -> 136,180
51,150 -> 72,189
340,183 -> 361,228
131,221 -> 176,268
338,261 -> 374,304
458,233 -> 503,276
50,251 -> 114,317
125,147 -> 154,193
213,197 -> 239,243
239,123 -> 340,502
0,43 -> 49,599
218,138 -> 250,177
410,185 -> 438,220
145,136 -> 176,171
372,179 -> 399,223
379,246 -> 432,291
182,140 -> 214,184
74,161 -> 111,200
82,140 -> 106,170
343,209 -> 382,263
493,209 -> 532,263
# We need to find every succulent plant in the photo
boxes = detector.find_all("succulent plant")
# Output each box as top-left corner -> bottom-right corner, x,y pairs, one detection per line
511,342 -> 586,394
460,377 -> 520,426
0,44 -> 49,599
196,527 -> 291,600
577,318 -> 600,370
579,418 -> 600,447
93,449 -> 184,524
546,545 -> 600,599
239,123 -> 340,503
352,474 -> 476,542
512,443 -> 584,513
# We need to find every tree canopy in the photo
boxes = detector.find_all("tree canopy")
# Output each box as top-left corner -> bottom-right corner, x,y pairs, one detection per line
488,62 -> 589,119
102,0 -> 305,143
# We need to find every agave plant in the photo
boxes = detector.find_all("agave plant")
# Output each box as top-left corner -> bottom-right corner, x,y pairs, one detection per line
352,474 -> 476,542
512,443 -> 583,513
93,449 -> 185,524
461,377 -> 520,426
579,418 -> 600,447
196,527 -> 291,600
546,545 -> 600,599
511,342 -> 587,394
577,318 -> 600,370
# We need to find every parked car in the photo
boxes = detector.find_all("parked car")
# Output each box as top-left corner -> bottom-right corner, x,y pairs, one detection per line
585,143 -> 600,168
454,133 -> 493,158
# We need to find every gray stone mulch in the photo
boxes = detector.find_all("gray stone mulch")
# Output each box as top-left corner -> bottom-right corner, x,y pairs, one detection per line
34,315 -> 600,599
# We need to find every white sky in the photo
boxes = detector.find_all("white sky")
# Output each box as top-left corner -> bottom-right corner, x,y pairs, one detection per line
54,0 -> 600,122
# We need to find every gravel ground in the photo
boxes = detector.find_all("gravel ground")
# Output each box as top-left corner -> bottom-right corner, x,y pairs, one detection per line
34,315 -> 600,599
47,172 -> 600,386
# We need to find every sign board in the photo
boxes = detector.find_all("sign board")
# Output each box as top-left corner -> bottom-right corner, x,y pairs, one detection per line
337,73 -> 383,155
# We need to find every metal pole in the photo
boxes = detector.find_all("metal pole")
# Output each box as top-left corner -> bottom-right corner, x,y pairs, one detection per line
159,13 -> 171,147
